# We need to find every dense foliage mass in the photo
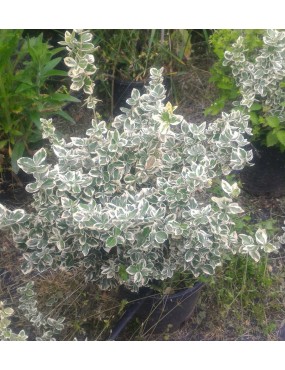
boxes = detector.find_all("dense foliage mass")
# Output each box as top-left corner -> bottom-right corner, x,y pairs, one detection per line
0,30 -> 278,294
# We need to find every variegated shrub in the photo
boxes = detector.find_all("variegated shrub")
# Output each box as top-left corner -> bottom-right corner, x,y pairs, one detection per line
223,29 -> 285,149
1,281 -> 64,341
0,30 -> 278,292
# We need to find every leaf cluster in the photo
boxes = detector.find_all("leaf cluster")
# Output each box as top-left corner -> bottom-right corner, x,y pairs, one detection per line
0,30 -> 279,293
0,30 -> 79,173
206,29 -> 285,151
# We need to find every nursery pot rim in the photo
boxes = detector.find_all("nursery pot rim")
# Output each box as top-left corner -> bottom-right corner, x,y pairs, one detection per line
149,281 -> 205,301
107,281 -> 205,340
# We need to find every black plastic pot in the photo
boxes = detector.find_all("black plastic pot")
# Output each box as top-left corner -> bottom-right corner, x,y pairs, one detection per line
239,145 -> 285,197
107,282 -> 205,340
137,282 -> 205,334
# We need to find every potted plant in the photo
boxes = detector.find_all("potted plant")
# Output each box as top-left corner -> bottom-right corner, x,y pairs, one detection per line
219,29 -> 285,196
94,29 -> 192,116
93,29 -> 165,116
0,30 -> 279,338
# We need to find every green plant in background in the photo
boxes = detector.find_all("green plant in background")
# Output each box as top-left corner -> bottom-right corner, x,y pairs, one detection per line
92,29 -> 195,116
205,29 -> 264,116
207,252 -> 281,338
95,30 -> 161,82
95,29 -> 192,82
206,29 -> 285,152
223,29 -> 285,151
0,30 -> 80,173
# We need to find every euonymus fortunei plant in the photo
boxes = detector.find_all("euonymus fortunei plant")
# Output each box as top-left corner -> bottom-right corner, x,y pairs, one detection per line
0,30 -> 279,292
223,29 -> 285,149
0,281 -> 64,341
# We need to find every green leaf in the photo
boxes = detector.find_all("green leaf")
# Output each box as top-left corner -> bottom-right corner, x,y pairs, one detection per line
126,265 -> 138,275
266,131 -> 278,147
155,231 -> 168,244
42,253 -> 53,265
119,265 -> 128,281
250,103 -> 262,111
263,243 -> 276,253
44,70 -> 67,77
106,236 -> 117,249
11,142 -> 25,174
49,93 -> 81,103
276,130 -> 285,146
266,116 -> 280,128
0,140 -> 8,150
138,199 -> 149,216
41,179 -> 55,190
41,57 -> 62,75
3,307 -> 14,316
250,111 -> 259,125
137,226 -> 151,247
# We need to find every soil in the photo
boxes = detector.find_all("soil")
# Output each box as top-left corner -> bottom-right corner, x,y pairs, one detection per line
1,59 -> 285,341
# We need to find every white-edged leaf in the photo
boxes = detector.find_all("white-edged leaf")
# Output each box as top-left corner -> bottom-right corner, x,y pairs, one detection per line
221,179 -> 232,196
3,307 -> 14,316
211,196 -> 232,209
201,264 -> 215,275
145,156 -> 156,170
11,209 -> 26,222
249,249 -> 260,262
64,57 -> 77,67
17,157 -> 36,174
25,182 -> 40,193
138,199 -> 149,216
231,183 -> 241,198
263,243 -> 276,253
239,234 -> 254,245
227,203 -> 244,214
82,244 -> 90,256
155,231 -> 168,244
81,32 -> 93,42
124,174 -> 136,183
185,250 -> 194,262
255,228 -> 267,245
33,148 -> 47,166
134,272 -> 143,283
